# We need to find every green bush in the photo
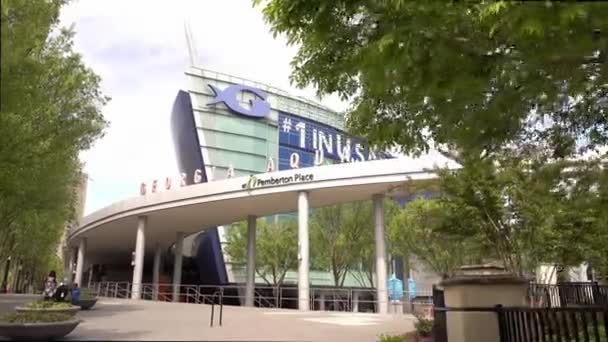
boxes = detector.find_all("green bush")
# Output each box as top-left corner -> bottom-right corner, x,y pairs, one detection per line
378,334 -> 406,342
414,317 -> 434,337
80,288 -> 98,300
1,312 -> 72,323
25,301 -> 72,309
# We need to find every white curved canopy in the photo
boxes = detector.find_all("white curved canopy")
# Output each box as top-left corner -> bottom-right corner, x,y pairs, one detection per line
68,158 -> 441,264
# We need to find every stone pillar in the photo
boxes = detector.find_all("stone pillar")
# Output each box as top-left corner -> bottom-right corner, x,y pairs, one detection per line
298,191 -> 310,311
245,215 -> 256,307
152,244 -> 162,300
131,216 -> 146,300
441,266 -> 528,342
172,231 -> 184,302
373,194 -> 388,314
75,238 -> 87,287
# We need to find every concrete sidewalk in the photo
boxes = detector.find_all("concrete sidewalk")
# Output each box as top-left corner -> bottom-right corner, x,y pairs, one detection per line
66,298 -> 415,341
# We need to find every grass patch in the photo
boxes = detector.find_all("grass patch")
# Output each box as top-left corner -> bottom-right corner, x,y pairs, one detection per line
0,312 -> 73,323
25,301 -> 73,309
379,334 -> 409,342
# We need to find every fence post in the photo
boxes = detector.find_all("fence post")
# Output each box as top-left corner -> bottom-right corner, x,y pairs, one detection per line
440,265 -> 528,342
494,305 -> 506,342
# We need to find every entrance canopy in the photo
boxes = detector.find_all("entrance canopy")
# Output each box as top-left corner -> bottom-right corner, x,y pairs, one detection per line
68,158 -> 440,264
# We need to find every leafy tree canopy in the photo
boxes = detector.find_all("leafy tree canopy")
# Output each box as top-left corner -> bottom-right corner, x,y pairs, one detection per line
225,218 -> 298,285
0,0 -> 108,274
388,198 -> 482,278
256,1 -> 608,158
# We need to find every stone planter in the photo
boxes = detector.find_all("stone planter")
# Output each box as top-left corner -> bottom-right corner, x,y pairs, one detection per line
77,298 -> 98,310
0,319 -> 80,340
15,305 -> 80,317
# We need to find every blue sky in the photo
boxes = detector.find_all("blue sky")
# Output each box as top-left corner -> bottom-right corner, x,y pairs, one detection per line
59,0 -> 454,215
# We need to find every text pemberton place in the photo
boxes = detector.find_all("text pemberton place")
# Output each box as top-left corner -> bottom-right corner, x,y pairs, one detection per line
242,173 -> 314,189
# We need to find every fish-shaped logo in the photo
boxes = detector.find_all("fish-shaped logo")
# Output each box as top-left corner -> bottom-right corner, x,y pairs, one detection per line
206,84 -> 271,118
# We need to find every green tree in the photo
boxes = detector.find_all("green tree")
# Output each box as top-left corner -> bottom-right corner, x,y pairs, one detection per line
1,0 -> 108,279
388,198 -> 480,278
255,1 -> 607,159
255,0 -> 608,279
432,154 -> 608,277
225,218 -> 298,285
310,201 -> 375,286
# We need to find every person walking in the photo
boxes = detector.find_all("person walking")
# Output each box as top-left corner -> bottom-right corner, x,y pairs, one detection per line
43,270 -> 57,300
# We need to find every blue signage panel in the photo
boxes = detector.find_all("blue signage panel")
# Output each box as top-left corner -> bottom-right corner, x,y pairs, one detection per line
278,112 -> 391,170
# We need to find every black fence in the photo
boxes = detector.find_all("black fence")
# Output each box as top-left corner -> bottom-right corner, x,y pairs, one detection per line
433,282 -> 608,342
433,285 -> 448,342
497,306 -> 608,342
530,282 -> 608,308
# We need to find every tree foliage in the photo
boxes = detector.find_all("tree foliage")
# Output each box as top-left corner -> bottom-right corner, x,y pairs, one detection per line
0,0 -> 108,275
310,201 -> 374,286
388,198 -> 481,278
255,1 -> 607,158
432,154 -> 607,277
225,218 -> 298,285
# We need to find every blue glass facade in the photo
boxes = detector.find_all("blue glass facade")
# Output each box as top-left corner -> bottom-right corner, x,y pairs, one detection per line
278,112 -> 391,171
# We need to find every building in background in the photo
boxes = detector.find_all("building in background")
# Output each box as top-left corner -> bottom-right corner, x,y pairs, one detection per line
170,66 -> 397,287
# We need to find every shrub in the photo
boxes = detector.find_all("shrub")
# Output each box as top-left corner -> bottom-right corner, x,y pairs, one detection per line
80,288 -> 98,300
414,317 -> 434,337
379,334 -> 406,342
1,312 -> 72,323
25,301 -> 72,309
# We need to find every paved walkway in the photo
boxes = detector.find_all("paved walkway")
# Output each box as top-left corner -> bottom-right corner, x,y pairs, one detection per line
65,298 -> 415,341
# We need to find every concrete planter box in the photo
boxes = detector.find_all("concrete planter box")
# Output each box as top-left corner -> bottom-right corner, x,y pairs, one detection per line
15,305 -> 80,317
77,298 -> 98,310
0,319 -> 80,340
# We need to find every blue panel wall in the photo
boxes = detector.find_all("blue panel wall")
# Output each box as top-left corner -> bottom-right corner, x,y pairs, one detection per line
170,90 -> 228,285
277,112 -> 392,170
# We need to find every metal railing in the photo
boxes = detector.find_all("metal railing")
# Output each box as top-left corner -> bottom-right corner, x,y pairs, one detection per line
433,283 -> 608,342
88,281 -> 433,313
497,305 -> 608,342
529,282 -> 608,308
209,291 -> 223,327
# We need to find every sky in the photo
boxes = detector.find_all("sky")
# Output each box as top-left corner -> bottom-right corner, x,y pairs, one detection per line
59,0 -> 453,215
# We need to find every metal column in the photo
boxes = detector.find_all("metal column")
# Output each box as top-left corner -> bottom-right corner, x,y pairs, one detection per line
172,232 -> 184,302
298,191 -> 310,311
373,194 -> 388,314
245,215 -> 256,307
75,238 -> 87,287
131,216 -> 146,300
152,244 -> 162,300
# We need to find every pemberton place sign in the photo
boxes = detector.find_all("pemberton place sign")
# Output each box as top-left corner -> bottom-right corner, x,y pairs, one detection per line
139,167 -> 315,196
139,83 -> 398,195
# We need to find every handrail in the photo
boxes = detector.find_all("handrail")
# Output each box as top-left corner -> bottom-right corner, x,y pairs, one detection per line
88,280 -> 435,314
210,290 -> 223,327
